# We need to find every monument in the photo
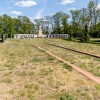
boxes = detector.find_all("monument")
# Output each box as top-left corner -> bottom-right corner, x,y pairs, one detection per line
38,26 -> 43,38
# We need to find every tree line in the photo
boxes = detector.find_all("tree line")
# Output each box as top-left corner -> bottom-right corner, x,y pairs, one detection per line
0,0 -> 100,42
0,15 -> 35,38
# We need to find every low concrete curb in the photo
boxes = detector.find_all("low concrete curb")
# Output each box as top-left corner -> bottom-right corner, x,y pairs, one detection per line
33,44 -> 100,84
44,42 -> 100,59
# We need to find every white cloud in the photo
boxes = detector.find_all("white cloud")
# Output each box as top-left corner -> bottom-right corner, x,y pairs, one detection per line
8,6 -> 12,9
35,0 -> 48,19
10,11 -> 22,15
61,0 -> 75,5
96,4 -> 100,10
68,7 -> 76,11
35,8 -> 45,19
14,0 -> 37,7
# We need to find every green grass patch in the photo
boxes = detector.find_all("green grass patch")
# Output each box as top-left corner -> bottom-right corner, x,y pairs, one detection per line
2,78 -> 12,84
18,90 -> 25,97
9,89 -> 14,94
31,57 -> 42,62
28,94 -> 34,100
60,93 -> 77,100
63,64 -> 73,72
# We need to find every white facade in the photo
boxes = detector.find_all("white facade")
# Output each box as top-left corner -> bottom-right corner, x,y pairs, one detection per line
14,34 -> 68,39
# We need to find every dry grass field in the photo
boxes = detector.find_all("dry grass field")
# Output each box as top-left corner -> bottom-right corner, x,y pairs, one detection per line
35,38 -> 100,77
44,39 -> 100,56
0,39 -> 100,100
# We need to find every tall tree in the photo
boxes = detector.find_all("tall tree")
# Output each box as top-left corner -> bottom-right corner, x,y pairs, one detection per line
17,16 -> 34,34
68,25 -> 73,40
82,23 -> 90,42
62,14 -> 69,34
52,12 -> 69,34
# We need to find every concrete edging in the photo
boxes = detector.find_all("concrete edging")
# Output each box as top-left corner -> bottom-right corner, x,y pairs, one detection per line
44,42 -> 100,59
33,43 -> 100,84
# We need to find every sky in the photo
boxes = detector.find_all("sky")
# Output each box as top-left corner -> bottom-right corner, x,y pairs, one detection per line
0,0 -> 100,22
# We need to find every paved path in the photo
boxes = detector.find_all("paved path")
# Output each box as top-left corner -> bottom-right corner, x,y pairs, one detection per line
33,43 -> 100,84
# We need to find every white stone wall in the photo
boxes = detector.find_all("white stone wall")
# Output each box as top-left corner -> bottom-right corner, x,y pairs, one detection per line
46,34 -> 68,38
14,34 -> 68,39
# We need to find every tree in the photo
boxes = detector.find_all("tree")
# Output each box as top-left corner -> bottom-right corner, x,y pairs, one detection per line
62,14 -> 69,34
52,12 -> 69,34
70,10 -> 81,36
1,14 -> 15,38
68,25 -> 73,41
82,24 -> 90,42
17,16 -> 34,34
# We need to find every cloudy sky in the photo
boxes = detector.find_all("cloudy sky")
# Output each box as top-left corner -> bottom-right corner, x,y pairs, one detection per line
0,0 -> 100,21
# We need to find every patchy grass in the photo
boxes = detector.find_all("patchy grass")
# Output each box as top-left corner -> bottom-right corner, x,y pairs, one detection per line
63,64 -> 73,72
18,90 -> 25,97
0,38 -> 99,100
60,93 -> 77,100
34,39 -> 100,77
45,38 -> 100,56
1,78 -> 12,84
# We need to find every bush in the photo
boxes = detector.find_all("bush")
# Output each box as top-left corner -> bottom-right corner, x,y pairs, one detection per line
60,93 -> 77,100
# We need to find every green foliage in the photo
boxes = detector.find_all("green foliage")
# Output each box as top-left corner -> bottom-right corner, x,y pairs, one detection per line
52,12 -> 69,34
60,93 -> 77,100
0,0 -> 100,38
63,64 -> 73,71
68,26 -> 73,41
0,15 -> 35,38
82,24 -> 90,42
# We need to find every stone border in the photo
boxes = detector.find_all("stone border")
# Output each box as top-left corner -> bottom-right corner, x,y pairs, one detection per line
33,43 -> 100,84
44,42 -> 100,59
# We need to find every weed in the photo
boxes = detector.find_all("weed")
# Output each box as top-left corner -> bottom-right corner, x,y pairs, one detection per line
60,93 -> 77,100
31,57 -> 42,62
28,94 -> 34,100
48,76 -> 54,84
9,89 -> 14,94
95,84 -> 100,91
25,84 -> 34,89
48,57 -> 55,61
2,78 -> 12,84
63,64 -> 73,71
39,68 -> 49,76
4,72 -> 12,76
38,80 -> 45,85
15,71 -> 27,76
34,84 -> 39,90
29,71 -> 35,76
38,49 -> 45,53
18,90 -> 25,97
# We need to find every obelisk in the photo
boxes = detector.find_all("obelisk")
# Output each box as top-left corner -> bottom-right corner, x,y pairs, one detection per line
38,26 -> 43,37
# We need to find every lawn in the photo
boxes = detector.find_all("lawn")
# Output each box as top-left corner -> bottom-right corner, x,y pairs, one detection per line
44,38 -> 100,56
31,38 -> 100,77
0,39 -> 100,100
